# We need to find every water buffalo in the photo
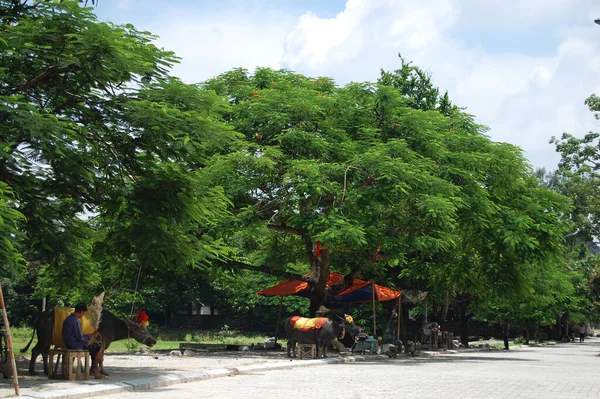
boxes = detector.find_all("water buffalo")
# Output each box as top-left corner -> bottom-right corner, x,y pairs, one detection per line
285,315 -> 361,359
21,308 -> 157,375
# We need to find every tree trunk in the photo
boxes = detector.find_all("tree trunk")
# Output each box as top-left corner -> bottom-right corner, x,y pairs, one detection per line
440,292 -> 449,322
457,297 -> 469,347
401,302 -> 408,343
519,320 -> 524,341
561,311 -> 568,341
300,236 -> 359,316
309,249 -> 330,315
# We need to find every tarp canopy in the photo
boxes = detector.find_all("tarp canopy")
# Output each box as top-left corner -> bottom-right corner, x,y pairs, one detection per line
257,273 -> 401,303
334,280 -> 401,303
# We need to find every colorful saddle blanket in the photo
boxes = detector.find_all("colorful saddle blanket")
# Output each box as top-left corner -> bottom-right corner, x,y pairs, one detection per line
52,306 -> 95,349
289,316 -> 329,331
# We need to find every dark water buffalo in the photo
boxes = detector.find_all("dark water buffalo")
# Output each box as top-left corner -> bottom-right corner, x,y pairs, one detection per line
285,316 -> 361,358
21,308 -> 157,375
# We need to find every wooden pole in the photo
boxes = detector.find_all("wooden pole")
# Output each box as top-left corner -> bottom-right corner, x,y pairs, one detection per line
273,296 -> 284,344
384,300 -> 399,343
397,296 -> 401,342
0,284 -> 19,396
371,282 -> 376,339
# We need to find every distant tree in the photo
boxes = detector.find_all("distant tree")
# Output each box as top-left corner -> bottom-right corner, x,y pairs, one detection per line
551,93 -> 600,242
550,92 -> 600,327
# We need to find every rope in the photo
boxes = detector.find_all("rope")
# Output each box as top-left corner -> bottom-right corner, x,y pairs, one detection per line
0,330 -> 7,363
130,263 -> 143,318
89,332 -> 103,347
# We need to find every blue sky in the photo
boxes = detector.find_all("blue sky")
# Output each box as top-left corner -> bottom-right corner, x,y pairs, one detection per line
94,0 -> 600,171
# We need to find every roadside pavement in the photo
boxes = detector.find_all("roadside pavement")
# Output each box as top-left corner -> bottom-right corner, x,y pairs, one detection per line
0,339 -> 562,399
108,336 -> 600,399
2,349 -> 371,399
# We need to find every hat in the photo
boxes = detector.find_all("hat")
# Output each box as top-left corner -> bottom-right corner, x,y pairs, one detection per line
315,305 -> 330,316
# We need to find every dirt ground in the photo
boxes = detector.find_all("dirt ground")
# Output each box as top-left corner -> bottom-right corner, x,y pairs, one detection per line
0,349 -> 291,398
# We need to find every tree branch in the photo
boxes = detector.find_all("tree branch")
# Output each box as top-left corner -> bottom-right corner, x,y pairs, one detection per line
267,224 -> 302,235
226,260 -> 301,281
227,260 -> 360,302
16,65 -> 75,92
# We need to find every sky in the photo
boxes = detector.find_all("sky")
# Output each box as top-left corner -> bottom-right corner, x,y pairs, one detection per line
95,0 -> 600,171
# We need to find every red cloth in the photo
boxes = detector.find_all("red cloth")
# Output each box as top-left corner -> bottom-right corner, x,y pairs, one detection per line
289,316 -> 329,331
257,273 -> 401,303
257,273 -> 344,296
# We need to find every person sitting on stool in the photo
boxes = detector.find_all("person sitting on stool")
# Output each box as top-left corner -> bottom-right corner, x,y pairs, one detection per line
62,303 -> 106,379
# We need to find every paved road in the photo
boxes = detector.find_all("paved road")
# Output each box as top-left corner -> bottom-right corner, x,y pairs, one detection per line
107,339 -> 600,399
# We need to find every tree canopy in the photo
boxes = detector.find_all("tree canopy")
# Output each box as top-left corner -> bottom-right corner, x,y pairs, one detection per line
0,2 -> 583,344
0,0 -> 238,300
202,64 -> 569,327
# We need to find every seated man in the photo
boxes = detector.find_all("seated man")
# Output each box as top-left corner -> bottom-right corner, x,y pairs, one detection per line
62,303 -> 105,379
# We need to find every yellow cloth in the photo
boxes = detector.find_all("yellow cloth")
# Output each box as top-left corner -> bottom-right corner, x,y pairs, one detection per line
52,306 -> 95,349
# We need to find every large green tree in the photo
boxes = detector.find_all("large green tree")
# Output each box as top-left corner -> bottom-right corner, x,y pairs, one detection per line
1,2 -> 572,336
202,62 -> 569,339
0,1 -> 238,301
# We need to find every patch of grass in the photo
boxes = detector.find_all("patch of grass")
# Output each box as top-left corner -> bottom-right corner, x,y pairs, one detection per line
8,327 -> 35,354
107,339 -> 181,353
9,326 -> 284,355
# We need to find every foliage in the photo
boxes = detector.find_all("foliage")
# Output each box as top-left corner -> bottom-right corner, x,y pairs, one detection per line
551,128 -> 600,242
0,1 -> 238,304
0,183 -> 25,275
378,53 -> 455,114
0,3 -> 580,337
549,91 -> 600,325
124,339 -> 139,353
202,59 -> 569,323
474,258 -> 575,328
11,325 -> 279,354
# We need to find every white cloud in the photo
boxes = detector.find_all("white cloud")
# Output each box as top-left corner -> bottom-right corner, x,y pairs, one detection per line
529,66 -> 553,88
282,0 -> 458,70
452,0 -> 592,28
97,0 -> 600,170
284,1 -> 368,68
278,0 -> 600,170
150,10 -> 296,84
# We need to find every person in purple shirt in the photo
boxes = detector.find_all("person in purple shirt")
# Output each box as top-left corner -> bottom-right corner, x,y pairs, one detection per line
62,303 -> 106,379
